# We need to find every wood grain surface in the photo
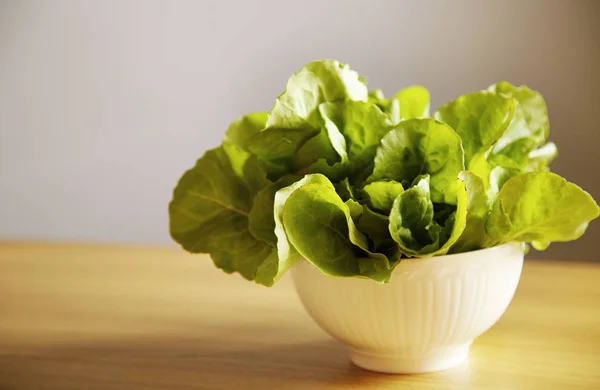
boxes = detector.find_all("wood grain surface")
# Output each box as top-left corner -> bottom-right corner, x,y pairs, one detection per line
0,243 -> 599,389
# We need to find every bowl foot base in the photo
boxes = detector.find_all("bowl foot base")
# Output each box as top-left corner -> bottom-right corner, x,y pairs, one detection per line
349,344 -> 470,374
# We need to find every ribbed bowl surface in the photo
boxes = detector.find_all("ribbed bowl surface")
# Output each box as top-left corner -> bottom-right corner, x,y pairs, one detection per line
292,243 -> 524,373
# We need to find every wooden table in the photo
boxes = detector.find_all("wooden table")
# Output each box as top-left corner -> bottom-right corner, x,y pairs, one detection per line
0,243 -> 599,389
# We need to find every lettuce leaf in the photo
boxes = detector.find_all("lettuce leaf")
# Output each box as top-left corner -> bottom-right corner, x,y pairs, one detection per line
368,88 -> 399,123
434,91 -> 515,167
486,82 -> 549,170
269,174 -> 334,281
450,171 -> 492,252
169,147 -> 278,286
490,81 -> 549,143
266,60 -> 368,129
292,127 -> 341,172
356,205 -> 393,248
388,175 -> 468,257
394,85 -> 430,120
369,118 -> 465,204
319,100 -> 393,181
361,180 -> 404,213
248,126 -> 319,171
248,60 -> 370,178
282,180 -> 396,282
248,175 -> 299,246
486,172 -> 600,248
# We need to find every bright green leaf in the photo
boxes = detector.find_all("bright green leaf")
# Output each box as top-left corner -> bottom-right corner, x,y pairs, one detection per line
486,172 -> 600,246
319,100 -> 393,180
394,85 -> 430,119
266,60 -> 368,129
267,174 -> 335,283
389,176 -> 467,257
451,171 -> 492,252
362,180 -> 404,213
388,176 -> 435,254
282,182 -> 395,282
318,104 -> 350,163
435,91 -> 515,166
369,118 -> 465,204
490,81 -> 549,142
320,100 -> 391,161
487,82 -> 549,169
488,165 -> 521,199
468,152 -> 492,187
486,108 -> 538,170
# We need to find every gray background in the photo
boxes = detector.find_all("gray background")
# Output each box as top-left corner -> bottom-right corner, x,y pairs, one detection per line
1,0 -> 598,261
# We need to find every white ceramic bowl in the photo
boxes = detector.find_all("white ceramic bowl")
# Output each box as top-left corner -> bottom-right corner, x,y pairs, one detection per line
292,242 -> 524,374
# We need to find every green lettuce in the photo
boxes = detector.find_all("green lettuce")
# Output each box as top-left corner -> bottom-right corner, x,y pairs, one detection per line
361,180 -> 404,213
369,118 -> 465,204
282,180 -> 396,282
169,147 -> 278,286
368,85 -> 430,124
451,171 -> 492,252
486,82 -> 550,169
266,60 -> 368,129
169,59 -> 599,286
434,91 -> 515,168
486,172 -> 599,249
395,85 -> 430,120
388,175 -> 468,256
319,100 -> 393,181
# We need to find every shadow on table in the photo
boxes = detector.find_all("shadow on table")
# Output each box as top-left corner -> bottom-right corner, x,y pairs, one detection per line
0,327 -> 473,390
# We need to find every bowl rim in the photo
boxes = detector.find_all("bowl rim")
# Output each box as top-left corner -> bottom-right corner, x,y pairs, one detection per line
294,241 -> 525,282
397,241 -> 525,266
